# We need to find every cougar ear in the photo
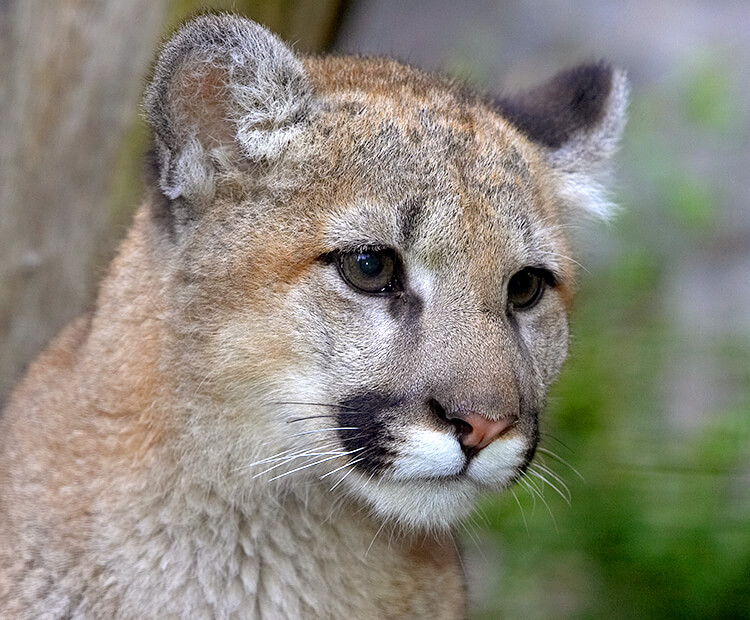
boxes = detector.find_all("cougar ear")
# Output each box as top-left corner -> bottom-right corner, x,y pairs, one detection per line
143,15 -> 312,214
496,62 -> 628,219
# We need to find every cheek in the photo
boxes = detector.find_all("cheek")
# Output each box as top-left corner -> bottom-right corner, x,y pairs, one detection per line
205,309 -> 300,387
296,280 -> 412,389
518,308 -> 570,388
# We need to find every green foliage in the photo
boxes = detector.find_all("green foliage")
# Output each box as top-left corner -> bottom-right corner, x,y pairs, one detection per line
681,58 -> 735,132
664,171 -> 718,233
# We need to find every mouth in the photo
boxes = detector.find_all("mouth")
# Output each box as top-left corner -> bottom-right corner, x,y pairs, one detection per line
335,430 -> 532,530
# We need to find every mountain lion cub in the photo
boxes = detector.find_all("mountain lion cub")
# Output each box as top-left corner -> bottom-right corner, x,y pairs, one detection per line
0,15 -> 627,619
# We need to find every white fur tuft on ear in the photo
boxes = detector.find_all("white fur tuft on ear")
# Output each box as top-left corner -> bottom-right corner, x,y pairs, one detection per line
549,68 -> 629,220
143,15 -> 313,210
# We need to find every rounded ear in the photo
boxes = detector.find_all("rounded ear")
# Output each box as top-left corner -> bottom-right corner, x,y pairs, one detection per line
496,62 -> 629,219
143,15 -> 312,213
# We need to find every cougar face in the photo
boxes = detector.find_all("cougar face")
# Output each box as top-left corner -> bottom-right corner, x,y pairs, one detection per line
165,53 -> 615,531
296,85 -> 570,529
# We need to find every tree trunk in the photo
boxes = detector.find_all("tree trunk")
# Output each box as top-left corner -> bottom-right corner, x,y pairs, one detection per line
0,0 -> 170,403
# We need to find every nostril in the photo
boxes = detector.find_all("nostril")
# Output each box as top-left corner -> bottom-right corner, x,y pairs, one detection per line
430,398 -> 519,453
458,413 -> 517,451
429,399 -> 475,438
452,418 -> 473,438
428,398 -> 448,423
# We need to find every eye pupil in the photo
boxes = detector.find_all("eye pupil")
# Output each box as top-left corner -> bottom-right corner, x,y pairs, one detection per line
357,253 -> 383,278
508,268 -> 547,310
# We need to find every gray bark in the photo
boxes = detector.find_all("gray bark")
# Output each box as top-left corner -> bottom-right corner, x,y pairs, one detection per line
0,0 -> 169,403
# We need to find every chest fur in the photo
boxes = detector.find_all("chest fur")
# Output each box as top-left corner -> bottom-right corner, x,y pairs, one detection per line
83,487 -> 463,619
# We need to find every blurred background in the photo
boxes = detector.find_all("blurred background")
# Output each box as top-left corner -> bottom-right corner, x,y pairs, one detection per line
1,1 -> 748,617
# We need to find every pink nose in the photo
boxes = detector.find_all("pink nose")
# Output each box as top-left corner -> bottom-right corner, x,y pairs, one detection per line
446,410 -> 518,450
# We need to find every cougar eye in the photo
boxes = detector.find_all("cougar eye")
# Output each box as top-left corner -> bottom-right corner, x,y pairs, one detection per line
507,268 -> 548,310
338,249 -> 399,294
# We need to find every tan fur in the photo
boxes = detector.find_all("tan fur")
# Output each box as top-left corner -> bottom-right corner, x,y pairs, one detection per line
0,16 -> 626,618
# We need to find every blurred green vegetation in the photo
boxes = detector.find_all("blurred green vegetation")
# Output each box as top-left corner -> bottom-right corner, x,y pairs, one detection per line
469,56 -> 750,619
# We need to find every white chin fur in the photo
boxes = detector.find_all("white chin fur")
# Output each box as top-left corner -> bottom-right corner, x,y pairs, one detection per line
343,431 -> 528,531
349,475 -> 479,531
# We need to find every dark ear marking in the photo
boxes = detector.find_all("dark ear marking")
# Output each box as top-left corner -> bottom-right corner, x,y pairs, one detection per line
495,62 -> 615,149
496,61 -> 628,220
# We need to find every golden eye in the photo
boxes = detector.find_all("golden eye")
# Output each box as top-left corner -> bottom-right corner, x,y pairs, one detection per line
338,249 -> 399,294
507,268 -> 547,310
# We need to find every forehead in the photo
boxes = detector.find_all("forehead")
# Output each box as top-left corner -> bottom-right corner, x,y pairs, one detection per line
300,56 -> 567,275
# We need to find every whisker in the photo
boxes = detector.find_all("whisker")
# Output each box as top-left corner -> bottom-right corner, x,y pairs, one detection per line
537,222 -> 584,233
247,439 -> 341,465
244,441 -> 338,473
365,519 -> 388,559
252,452 -> 344,478
235,446 -> 299,470
521,473 -> 559,534
537,458 -> 571,485
320,456 -> 365,480
271,400 -> 360,411
475,506 -> 491,528
534,460 -> 572,494
286,414 -> 339,423
267,448 -> 365,482
330,459 -> 362,491
288,427 -> 359,438
462,517 -> 487,565
538,431 -> 574,453
538,250 -> 589,273
251,459 -> 300,478
528,468 -> 571,506
447,530 -> 467,576
522,471 -> 544,496
510,487 -> 529,534
533,470 -> 571,507
537,447 -> 584,482
518,476 -> 539,517
287,410 -> 369,423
